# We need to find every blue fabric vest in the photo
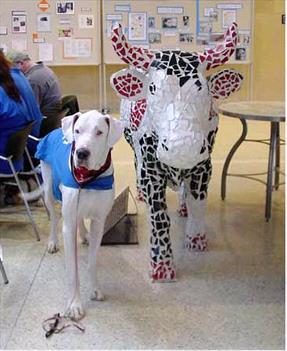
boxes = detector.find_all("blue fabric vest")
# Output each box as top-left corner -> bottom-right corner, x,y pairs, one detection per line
35,128 -> 114,201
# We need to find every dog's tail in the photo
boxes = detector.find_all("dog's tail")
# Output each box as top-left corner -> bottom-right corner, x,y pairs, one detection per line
20,186 -> 44,202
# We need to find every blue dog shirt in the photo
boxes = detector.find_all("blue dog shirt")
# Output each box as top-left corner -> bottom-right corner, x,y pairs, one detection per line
35,128 -> 114,201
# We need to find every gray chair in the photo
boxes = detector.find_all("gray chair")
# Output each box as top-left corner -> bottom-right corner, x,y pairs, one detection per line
0,122 -> 45,241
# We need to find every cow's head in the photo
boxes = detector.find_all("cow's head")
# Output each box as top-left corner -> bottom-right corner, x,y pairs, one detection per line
110,23 -> 242,169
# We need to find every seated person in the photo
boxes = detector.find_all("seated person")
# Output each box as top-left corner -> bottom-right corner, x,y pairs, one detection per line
0,50 -> 42,174
8,51 -> 62,118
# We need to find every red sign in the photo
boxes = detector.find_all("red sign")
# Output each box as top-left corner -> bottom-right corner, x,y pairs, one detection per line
38,0 -> 50,12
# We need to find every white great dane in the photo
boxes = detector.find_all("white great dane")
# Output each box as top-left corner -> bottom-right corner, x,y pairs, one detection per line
35,110 -> 123,320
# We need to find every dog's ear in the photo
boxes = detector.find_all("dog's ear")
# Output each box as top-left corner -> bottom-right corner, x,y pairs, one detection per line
61,113 -> 81,143
105,115 -> 124,147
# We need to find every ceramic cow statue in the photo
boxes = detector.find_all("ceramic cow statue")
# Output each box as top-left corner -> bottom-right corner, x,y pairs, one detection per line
110,23 -> 243,282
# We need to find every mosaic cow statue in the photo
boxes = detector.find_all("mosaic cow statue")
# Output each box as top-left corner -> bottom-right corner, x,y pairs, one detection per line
110,23 -> 243,282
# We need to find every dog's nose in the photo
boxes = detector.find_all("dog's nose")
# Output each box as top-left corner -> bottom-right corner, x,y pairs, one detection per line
76,148 -> 90,160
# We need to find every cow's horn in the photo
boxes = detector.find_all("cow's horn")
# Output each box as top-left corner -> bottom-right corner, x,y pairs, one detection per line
111,23 -> 155,71
198,22 -> 239,70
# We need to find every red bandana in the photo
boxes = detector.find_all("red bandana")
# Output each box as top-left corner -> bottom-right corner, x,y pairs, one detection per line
70,145 -> 112,186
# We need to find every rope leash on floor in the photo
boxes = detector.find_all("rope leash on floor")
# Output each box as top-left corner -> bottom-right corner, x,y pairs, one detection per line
42,313 -> 85,338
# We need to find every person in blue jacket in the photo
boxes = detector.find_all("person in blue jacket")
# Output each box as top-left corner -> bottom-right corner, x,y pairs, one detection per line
0,50 -> 42,174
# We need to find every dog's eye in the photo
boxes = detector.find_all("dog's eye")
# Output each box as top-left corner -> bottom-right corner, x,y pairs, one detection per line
75,129 -> 80,134
96,130 -> 103,136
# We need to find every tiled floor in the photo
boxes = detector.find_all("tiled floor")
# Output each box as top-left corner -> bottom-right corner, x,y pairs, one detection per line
0,116 -> 285,350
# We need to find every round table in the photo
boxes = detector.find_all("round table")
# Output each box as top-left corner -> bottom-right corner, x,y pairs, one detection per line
218,101 -> 285,221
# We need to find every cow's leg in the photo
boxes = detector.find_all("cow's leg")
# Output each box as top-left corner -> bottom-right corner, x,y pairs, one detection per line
184,159 -> 212,251
142,180 -> 176,282
177,181 -> 188,217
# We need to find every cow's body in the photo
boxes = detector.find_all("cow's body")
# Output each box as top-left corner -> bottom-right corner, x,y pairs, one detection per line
110,23 -> 243,281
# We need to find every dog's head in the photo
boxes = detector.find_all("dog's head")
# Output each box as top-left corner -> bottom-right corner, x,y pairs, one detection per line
61,110 -> 124,170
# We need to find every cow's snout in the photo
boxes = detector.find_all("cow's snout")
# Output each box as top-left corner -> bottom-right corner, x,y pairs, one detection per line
76,148 -> 90,160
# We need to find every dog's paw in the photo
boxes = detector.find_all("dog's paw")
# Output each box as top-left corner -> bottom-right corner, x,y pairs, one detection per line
47,241 -> 59,254
90,289 -> 105,301
185,233 -> 208,251
65,301 -> 85,321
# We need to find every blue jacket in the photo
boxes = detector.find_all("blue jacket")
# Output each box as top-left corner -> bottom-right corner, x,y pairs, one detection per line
35,128 -> 114,201
0,68 -> 42,173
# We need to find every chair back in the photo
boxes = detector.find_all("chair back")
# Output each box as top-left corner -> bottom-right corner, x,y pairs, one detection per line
61,95 -> 80,115
5,121 -> 35,161
39,108 -> 69,138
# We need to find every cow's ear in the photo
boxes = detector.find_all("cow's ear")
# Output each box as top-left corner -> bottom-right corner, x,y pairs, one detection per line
105,115 -> 124,147
61,112 -> 81,143
110,68 -> 148,101
208,69 -> 243,101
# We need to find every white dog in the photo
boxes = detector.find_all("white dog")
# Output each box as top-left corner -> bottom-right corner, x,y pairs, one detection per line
35,110 -> 123,320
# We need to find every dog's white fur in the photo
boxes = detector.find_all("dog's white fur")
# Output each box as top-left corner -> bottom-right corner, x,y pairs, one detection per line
42,110 -> 123,320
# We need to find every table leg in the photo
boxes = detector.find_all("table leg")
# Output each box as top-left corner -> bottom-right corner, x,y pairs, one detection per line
221,118 -> 248,200
274,124 -> 280,190
265,122 -> 278,221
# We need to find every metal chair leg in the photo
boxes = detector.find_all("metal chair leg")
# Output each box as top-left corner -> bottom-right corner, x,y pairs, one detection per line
25,147 -> 50,218
8,159 -> 41,241
0,257 -> 9,284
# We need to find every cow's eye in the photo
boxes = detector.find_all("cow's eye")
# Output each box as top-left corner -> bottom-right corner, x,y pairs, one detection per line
74,129 -> 80,134
149,82 -> 156,95
96,130 -> 103,136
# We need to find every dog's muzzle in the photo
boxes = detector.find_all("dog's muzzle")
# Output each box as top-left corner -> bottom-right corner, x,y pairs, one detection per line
76,148 -> 90,161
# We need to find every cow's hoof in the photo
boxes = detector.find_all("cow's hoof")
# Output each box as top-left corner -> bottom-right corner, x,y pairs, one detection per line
65,301 -> 85,321
90,289 -> 105,301
47,241 -> 59,254
185,233 -> 208,251
178,204 -> 188,217
150,261 -> 176,282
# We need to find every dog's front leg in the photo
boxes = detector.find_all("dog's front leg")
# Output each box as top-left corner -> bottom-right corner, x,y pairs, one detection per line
88,219 -> 105,301
62,189 -> 84,320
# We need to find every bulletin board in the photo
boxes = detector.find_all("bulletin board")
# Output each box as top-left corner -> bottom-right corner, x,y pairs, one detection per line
103,0 -> 253,65
0,0 -> 101,65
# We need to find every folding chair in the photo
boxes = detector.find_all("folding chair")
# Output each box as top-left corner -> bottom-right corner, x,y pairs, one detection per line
39,107 -> 69,138
0,244 -> 8,284
0,121 -> 44,241
61,95 -> 80,115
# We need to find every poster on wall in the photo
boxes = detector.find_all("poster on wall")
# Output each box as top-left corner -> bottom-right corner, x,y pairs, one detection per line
56,1 -> 75,15
37,14 -> 51,32
161,17 -> 178,30
222,9 -> 236,28
11,37 -> 27,50
12,11 -> 27,33
128,12 -> 147,41
179,33 -> 193,43
235,47 -> 246,61
64,38 -> 92,57
148,32 -> 161,44
78,14 -> 94,28
39,42 -> 53,61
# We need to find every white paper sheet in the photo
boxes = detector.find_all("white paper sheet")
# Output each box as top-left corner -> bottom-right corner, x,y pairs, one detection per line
37,14 -> 51,32
38,42 -> 53,61
11,37 -> 27,51
64,38 -> 92,58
